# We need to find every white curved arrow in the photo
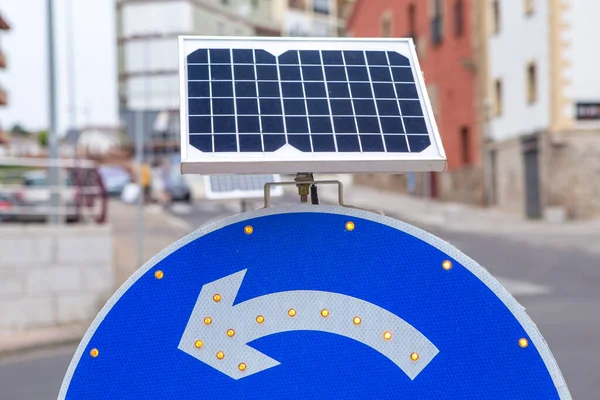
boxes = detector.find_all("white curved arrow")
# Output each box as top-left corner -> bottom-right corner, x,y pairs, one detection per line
178,270 -> 438,380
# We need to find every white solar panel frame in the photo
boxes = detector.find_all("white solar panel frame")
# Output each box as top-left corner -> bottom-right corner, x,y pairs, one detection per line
179,36 -> 447,175
203,174 -> 284,200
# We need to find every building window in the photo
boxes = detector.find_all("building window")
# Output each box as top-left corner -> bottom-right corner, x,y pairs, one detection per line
492,0 -> 501,34
527,62 -> 537,103
494,79 -> 503,116
454,0 -> 464,37
525,0 -> 534,15
313,0 -> 330,15
381,11 -> 393,38
408,3 -> 417,39
431,0 -> 444,45
460,126 -> 472,165
221,0 -> 229,5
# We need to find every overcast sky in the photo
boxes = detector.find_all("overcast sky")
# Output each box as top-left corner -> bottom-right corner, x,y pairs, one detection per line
0,0 -> 118,135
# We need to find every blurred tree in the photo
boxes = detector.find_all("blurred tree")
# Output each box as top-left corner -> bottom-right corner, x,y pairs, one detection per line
10,123 -> 30,136
38,130 -> 49,147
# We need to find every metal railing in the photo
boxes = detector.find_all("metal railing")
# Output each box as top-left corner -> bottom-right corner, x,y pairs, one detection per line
0,157 -> 108,224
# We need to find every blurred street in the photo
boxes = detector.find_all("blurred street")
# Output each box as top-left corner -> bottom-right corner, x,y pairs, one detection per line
1,186 -> 599,399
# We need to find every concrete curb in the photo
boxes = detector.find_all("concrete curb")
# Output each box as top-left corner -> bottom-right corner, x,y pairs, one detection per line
0,323 -> 87,358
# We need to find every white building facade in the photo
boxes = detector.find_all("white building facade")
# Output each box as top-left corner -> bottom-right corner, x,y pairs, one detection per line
485,0 -> 600,220
116,0 -> 279,160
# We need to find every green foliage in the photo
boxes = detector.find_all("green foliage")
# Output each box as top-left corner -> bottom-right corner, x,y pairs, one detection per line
38,130 -> 49,147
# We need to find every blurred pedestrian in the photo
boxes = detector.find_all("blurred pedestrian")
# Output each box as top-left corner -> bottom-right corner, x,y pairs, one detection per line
140,163 -> 151,204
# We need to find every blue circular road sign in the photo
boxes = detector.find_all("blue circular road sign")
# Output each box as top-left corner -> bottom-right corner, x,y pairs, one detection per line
59,206 -> 570,399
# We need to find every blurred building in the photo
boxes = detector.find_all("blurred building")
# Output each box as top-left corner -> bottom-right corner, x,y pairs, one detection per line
0,11 -> 10,148
116,0 -> 280,163
346,0 -> 482,205
482,0 -> 600,220
274,0 -> 339,37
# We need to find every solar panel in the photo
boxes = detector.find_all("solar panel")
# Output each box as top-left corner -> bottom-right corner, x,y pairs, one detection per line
203,174 -> 284,200
179,37 -> 446,174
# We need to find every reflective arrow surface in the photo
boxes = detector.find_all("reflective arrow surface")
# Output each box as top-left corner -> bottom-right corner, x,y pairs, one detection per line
178,269 -> 439,380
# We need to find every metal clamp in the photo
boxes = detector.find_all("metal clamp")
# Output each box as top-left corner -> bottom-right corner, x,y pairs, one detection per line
263,180 -> 384,215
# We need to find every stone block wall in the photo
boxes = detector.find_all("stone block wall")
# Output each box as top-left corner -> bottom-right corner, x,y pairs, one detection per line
0,225 -> 114,336
544,131 -> 600,219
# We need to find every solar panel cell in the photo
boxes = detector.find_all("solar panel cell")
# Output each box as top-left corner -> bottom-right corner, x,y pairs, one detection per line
302,66 -> 324,81
299,50 -> 321,64
288,135 -> 311,151
263,134 -> 286,151
235,82 -> 257,97
261,117 -> 284,133
360,134 -> 385,151
404,117 -> 428,133
333,117 -> 357,133
384,135 -> 409,152
239,134 -> 263,152
212,99 -> 234,114
376,100 -> 400,116
286,117 -> 309,133
304,82 -> 327,97
387,51 -> 410,66
189,116 -> 211,133
311,134 -> 336,152
188,65 -> 209,80
307,99 -> 330,115
279,50 -> 299,65
407,135 -> 431,152
211,82 -> 233,97
257,65 -> 278,81
213,116 -> 236,133
336,135 -> 361,151
260,99 -> 283,115
187,49 -> 208,63
233,49 -> 253,63
343,51 -> 366,65
209,49 -> 231,63
236,99 -> 259,115
321,50 -> 344,65
237,116 -> 260,133
282,82 -> 304,97
309,117 -> 333,133
234,65 -> 255,80
366,51 -> 389,66
380,117 -> 405,134
353,99 -> 377,115
391,67 -> 414,82
210,65 -> 232,80
188,82 -> 210,97
280,66 -> 302,80
330,99 -> 354,115
189,134 -> 212,151
356,117 -> 380,133
189,99 -> 211,115
214,134 -> 237,152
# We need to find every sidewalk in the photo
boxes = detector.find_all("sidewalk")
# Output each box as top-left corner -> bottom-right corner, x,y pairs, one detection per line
315,181 -> 600,255
319,183 -> 600,234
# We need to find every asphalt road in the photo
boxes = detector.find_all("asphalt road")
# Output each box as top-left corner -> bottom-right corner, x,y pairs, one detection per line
1,199 -> 598,399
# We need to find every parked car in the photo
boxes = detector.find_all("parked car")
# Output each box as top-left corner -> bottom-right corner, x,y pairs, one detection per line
0,191 -> 15,222
14,170 -> 78,222
98,165 -> 131,197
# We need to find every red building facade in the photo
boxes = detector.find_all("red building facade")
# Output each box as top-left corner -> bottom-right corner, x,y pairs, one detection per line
347,0 -> 481,202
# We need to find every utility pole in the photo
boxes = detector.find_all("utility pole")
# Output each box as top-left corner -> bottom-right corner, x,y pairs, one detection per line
47,0 -> 60,224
